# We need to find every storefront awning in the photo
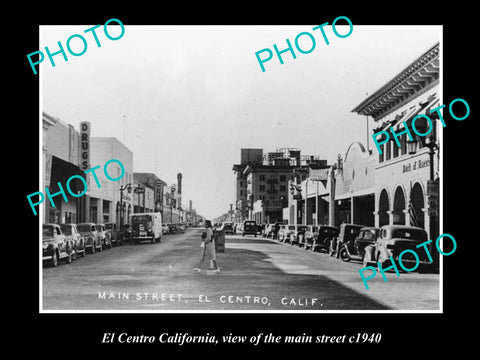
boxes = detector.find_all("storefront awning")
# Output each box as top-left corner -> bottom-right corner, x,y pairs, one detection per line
335,187 -> 376,200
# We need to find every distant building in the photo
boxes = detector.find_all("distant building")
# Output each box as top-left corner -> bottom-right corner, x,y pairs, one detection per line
233,148 -> 328,223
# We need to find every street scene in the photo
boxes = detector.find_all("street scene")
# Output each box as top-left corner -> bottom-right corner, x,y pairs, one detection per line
39,25 -> 442,312
42,226 -> 439,311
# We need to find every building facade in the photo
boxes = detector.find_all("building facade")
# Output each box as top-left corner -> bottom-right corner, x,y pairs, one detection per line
352,42 -> 440,239
88,137 -> 134,227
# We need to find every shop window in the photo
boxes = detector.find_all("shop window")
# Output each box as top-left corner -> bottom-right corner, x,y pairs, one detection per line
385,141 -> 391,161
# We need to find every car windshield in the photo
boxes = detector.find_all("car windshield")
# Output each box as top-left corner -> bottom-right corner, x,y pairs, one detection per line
43,226 -> 54,237
78,224 -> 93,232
245,222 -> 255,226
95,225 -> 103,231
392,228 -> 426,241
105,224 -> 113,230
288,226 -> 295,230
60,225 -> 72,235
298,226 -> 308,231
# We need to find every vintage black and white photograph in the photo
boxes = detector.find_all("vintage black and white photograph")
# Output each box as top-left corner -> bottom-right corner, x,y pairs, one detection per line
38,24 -> 443,312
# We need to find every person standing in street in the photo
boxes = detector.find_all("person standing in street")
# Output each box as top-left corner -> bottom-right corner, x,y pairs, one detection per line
193,220 -> 219,272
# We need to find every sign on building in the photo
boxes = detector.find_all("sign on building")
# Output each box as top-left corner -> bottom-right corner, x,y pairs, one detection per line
79,121 -> 90,171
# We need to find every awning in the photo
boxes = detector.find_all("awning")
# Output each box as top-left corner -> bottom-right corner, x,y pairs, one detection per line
335,187 -> 376,200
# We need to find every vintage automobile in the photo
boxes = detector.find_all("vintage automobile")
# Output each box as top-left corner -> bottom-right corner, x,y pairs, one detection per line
309,226 -> 339,252
221,222 -> 235,235
329,223 -> 364,258
242,220 -> 258,237
289,225 -> 309,246
363,225 -> 431,271
60,223 -> 86,259
302,225 -> 317,248
115,224 -> 132,245
339,226 -> 380,262
104,222 -> 117,246
177,223 -> 186,233
162,223 -> 170,235
265,223 -> 281,239
95,223 -> 112,249
279,225 -> 296,243
77,222 -> 103,253
168,223 -> 177,234
43,223 -> 74,267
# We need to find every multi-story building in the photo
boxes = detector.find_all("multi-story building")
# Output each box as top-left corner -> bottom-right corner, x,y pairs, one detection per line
352,42 -> 440,239
233,148 -> 328,223
88,137 -> 133,226
133,172 -> 167,213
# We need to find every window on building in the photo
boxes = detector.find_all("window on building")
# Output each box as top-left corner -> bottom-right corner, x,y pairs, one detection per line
240,181 -> 243,187
379,144 -> 384,163
280,175 -> 286,182
259,175 -> 265,181
386,141 -> 391,161
393,139 -> 399,158
240,190 -> 243,196
401,133 -> 407,155
280,185 -> 286,192
259,185 -> 265,192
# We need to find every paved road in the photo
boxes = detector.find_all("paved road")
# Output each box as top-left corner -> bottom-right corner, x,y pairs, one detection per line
42,228 -> 439,311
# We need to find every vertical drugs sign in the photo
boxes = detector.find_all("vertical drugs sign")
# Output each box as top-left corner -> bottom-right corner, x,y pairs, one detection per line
80,121 -> 90,171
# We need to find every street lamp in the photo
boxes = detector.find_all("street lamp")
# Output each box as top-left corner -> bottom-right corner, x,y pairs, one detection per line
119,183 -> 132,226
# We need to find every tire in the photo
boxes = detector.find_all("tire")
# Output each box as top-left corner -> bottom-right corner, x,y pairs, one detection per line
50,251 -> 58,267
340,247 -> 350,262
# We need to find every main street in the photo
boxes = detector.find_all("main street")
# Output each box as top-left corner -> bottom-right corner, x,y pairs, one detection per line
42,228 -> 440,311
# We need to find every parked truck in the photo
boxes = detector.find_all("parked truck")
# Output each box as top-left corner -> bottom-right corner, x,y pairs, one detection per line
129,212 -> 162,244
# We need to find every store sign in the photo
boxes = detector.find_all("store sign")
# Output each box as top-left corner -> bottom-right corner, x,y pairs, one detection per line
309,168 -> 329,181
80,121 -> 90,171
402,159 -> 430,173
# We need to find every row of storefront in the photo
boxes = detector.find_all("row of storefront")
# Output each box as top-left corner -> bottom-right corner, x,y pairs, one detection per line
273,42 -> 441,239
41,115 -> 198,228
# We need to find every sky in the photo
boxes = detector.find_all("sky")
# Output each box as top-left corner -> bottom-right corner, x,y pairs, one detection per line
40,24 -> 441,219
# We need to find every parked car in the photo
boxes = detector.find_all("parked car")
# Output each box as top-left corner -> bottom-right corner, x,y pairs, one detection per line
289,225 -> 309,245
242,220 -> 258,237
177,223 -> 186,233
168,223 -> 177,234
309,226 -> 339,252
104,222 -> 117,245
77,222 -> 103,253
256,223 -> 266,236
162,223 -> 170,235
330,223 -> 364,258
363,225 -> 431,271
115,224 -> 132,245
302,225 -> 318,248
339,226 -> 380,262
95,223 -> 112,249
278,225 -> 296,242
60,223 -> 86,259
43,223 -> 74,267
265,223 -> 281,239
222,222 -> 235,235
